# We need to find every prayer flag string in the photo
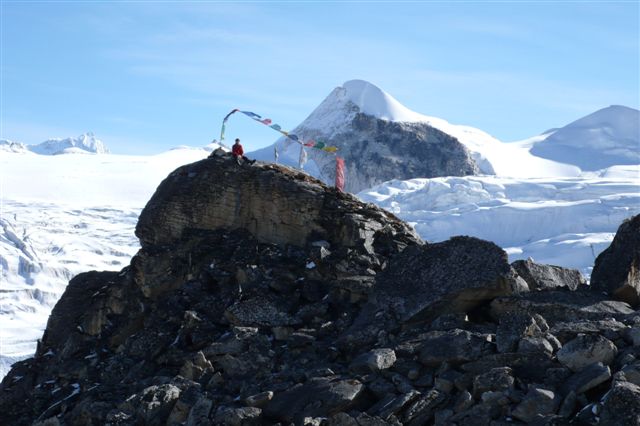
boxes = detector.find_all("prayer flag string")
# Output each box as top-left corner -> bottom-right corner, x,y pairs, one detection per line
219,108 -> 345,191
220,109 -> 339,153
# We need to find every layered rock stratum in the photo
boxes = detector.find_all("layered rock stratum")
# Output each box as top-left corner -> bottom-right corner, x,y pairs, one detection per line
1,152 -> 639,425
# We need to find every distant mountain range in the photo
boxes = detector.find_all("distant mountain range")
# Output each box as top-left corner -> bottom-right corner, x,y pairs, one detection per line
0,132 -> 109,155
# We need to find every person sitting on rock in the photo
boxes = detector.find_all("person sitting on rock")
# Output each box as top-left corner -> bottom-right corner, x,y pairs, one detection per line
232,138 -> 256,165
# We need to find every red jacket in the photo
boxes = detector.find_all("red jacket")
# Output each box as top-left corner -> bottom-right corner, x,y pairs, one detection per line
232,143 -> 244,157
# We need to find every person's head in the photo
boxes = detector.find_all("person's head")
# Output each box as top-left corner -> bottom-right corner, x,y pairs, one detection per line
234,138 -> 240,145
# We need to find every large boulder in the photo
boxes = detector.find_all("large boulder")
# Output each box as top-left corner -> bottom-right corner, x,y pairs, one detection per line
491,288 -> 634,327
590,215 -> 640,306
122,384 -> 182,426
371,236 -> 527,323
136,155 -> 420,250
418,329 -> 492,366
264,378 -> 365,423
512,259 -> 586,291
495,313 -> 544,353
550,318 -> 627,344
560,362 -> 612,395
556,334 -> 618,372
224,295 -> 301,327
472,367 -> 515,398
599,381 -> 640,426
349,348 -> 397,373
511,387 -> 558,423
338,236 -> 527,349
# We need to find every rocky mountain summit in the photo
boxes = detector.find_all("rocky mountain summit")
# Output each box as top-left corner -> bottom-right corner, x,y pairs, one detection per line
288,113 -> 479,194
2,153 -> 639,425
251,80 -> 479,193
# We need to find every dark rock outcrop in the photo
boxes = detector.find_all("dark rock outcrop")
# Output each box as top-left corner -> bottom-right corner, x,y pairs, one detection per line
490,287 -> 634,326
309,114 -> 479,193
590,214 -> 640,307
495,313 -> 545,353
418,329 -> 492,367
600,381 -> 640,426
136,154 -> 419,250
264,378 -> 366,423
370,237 -> 527,324
556,334 -> 618,372
511,258 -> 587,291
1,153 -> 638,425
511,387 -> 558,423
560,362 -> 612,395
133,155 -> 420,299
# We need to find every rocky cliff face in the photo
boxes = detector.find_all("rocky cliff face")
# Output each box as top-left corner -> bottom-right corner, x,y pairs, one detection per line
251,81 -> 480,193
590,215 -> 640,307
292,113 -> 479,194
2,153 -> 639,426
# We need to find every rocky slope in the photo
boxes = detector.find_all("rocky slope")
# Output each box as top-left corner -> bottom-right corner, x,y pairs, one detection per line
2,152 -> 640,425
289,113 -> 479,194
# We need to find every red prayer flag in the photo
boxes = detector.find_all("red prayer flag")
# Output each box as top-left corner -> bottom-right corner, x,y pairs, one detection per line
335,157 -> 345,192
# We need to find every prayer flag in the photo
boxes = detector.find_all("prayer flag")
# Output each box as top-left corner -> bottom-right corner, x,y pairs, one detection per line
335,157 -> 345,192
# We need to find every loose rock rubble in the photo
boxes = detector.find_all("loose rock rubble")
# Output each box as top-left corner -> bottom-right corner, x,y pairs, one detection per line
1,153 -> 639,425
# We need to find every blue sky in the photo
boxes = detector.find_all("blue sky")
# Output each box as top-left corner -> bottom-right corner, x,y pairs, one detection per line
2,1 -> 638,154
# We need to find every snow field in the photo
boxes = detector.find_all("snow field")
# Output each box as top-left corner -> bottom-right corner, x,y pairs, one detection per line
359,172 -> 640,276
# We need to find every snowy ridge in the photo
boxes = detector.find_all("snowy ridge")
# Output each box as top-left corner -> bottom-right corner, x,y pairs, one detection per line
530,105 -> 640,170
20,132 -> 110,155
0,140 -> 31,154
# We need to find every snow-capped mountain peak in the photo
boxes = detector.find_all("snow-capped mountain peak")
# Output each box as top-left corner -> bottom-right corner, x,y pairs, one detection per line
300,79 -> 429,135
303,79 -> 456,130
341,79 -> 423,122
29,132 -> 110,155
